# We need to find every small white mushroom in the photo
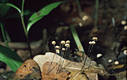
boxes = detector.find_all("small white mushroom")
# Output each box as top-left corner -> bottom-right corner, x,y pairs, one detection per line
114,61 -> 119,65
108,59 -> 112,63
52,41 -> 56,45
92,37 -> 98,41
55,46 -> 60,49
62,48 -> 66,51
56,49 -> 60,54
124,25 -> 127,30
65,44 -> 70,48
89,41 -> 96,45
66,40 -> 70,44
82,15 -> 88,21
61,40 -> 65,45
96,53 -> 102,58
79,22 -> 83,27
123,50 -> 127,55
89,41 -> 92,44
121,20 -> 126,25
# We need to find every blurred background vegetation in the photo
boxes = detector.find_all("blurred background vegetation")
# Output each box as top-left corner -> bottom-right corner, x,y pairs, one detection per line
0,0 -> 127,80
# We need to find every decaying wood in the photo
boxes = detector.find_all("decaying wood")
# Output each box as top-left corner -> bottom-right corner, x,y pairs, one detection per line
0,40 -> 42,49
0,29 -> 48,50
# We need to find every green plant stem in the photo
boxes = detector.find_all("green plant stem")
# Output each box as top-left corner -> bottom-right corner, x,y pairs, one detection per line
94,0 -> 99,28
21,0 -> 24,13
0,23 -> 8,47
21,0 -> 27,36
26,37 -> 33,58
20,0 -> 32,58
20,15 -> 27,36
76,0 -> 82,14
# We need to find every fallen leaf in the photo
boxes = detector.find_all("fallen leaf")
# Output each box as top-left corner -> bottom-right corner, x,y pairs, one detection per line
14,59 -> 41,80
42,62 -> 70,80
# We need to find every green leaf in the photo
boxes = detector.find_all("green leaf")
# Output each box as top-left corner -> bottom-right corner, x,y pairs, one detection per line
0,45 -> 23,72
27,1 -> 62,33
5,3 -> 21,13
5,30 -> 11,42
27,16 -> 42,34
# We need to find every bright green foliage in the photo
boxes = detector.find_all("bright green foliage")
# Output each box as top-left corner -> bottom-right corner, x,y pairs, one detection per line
27,1 -> 62,33
0,3 -> 23,72
0,45 -> 23,72
1,1 -> 62,34
0,1 -> 62,72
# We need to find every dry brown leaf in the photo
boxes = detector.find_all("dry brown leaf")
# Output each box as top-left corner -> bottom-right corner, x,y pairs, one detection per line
42,62 -> 70,80
33,52 -> 84,72
14,59 -> 41,80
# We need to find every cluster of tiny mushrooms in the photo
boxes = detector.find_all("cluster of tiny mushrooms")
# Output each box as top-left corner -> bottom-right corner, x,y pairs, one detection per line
47,19 -> 127,71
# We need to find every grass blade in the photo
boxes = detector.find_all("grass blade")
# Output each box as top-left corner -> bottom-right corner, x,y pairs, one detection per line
5,31 -> 11,42
0,23 -> 8,47
70,26 -> 84,52
27,1 -> 62,33
94,0 -> 99,28
0,23 -> 6,43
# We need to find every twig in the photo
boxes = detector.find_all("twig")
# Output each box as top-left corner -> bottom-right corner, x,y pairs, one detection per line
0,40 -> 42,49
